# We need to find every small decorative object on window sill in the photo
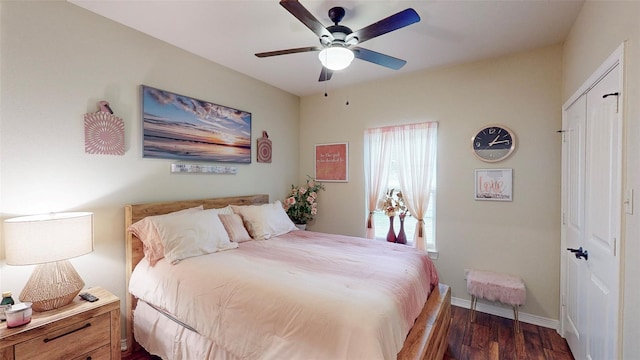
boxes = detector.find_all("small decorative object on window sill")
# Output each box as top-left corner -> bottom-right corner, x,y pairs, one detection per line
396,213 -> 407,244
386,215 -> 397,243
383,189 -> 408,243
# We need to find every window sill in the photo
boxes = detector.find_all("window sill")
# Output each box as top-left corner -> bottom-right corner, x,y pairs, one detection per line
375,237 -> 438,259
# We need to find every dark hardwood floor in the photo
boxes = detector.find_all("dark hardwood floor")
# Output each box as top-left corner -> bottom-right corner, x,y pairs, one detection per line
445,306 -> 574,360
122,305 -> 574,360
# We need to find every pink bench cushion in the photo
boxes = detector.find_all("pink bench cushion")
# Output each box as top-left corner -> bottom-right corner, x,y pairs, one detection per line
467,270 -> 526,306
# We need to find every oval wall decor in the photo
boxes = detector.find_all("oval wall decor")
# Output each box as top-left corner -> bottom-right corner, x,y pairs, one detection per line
257,131 -> 272,163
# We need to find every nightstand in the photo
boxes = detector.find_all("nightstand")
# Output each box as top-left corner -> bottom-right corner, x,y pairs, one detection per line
0,286 -> 120,360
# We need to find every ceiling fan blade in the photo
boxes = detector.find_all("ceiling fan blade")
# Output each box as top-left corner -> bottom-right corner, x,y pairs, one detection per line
255,46 -> 322,58
319,67 -> 333,82
347,8 -> 420,44
353,47 -> 407,70
280,0 -> 333,40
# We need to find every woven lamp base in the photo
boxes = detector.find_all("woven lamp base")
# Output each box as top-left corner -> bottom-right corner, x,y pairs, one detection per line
19,260 -> 85,312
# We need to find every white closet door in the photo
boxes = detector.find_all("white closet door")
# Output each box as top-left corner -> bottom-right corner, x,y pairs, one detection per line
561,46 -> 623,360
561,93 -> 587,360
583,63 -> 621,360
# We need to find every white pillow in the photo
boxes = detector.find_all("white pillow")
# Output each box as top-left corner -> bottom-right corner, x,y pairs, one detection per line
213,205 -> 234,215
128,205 -> 203,265
154,208 -> 238,264
231,201 -> 297,240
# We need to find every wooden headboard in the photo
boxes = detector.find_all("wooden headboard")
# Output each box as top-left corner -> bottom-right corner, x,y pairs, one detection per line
123,194 -> 269,355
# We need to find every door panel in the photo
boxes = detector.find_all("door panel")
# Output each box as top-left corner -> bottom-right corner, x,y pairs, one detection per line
584,64 -> 620,360
562,94 -> 587,360
561,56 -> 622,360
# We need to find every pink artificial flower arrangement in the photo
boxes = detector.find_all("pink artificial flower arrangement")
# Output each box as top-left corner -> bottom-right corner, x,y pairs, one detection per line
283,176 -> 325,225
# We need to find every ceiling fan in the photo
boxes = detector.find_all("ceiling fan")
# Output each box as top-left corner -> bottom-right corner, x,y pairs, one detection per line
255,0 -> 420,82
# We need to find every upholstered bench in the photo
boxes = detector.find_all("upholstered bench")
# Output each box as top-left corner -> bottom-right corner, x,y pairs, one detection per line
466,269 -> 526,333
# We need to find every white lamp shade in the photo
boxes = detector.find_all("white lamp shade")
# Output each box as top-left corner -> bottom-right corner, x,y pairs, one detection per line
4,212 -> 93,265
318,47 -> 355,71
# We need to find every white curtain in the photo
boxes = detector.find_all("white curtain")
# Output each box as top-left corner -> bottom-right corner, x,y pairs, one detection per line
363,127 -> 392,239
392,122 -> 438,250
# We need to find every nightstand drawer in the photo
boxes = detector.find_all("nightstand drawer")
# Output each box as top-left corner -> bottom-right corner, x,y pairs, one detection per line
14,312 -> 110,360
72,344 -> 111,360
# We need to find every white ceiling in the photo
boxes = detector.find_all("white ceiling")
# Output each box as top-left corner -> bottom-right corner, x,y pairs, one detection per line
69,0 -> 584,97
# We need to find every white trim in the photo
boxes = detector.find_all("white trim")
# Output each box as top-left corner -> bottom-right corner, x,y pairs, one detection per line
562,43 -> 624,110
452,296 -> 560,331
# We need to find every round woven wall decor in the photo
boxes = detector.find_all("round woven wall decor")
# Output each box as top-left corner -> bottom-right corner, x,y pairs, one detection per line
84,112 -> 125,155
257,131 -> 272,163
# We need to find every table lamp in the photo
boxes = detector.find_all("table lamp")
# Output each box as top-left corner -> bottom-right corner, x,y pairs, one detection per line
3,212 -> 93,312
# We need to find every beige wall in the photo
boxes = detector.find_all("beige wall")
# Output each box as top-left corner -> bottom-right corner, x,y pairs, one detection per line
301,45 -> 564,320
6,1 -> 638,353
562,2 -> 640,358
0,1 -> 299,334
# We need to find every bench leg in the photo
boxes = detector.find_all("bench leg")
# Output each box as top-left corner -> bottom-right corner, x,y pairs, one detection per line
512,306 -> 521,333
469,295 -> 478,323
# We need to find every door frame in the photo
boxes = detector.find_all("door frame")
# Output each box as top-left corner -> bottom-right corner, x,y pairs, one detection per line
560,42 -> 625,357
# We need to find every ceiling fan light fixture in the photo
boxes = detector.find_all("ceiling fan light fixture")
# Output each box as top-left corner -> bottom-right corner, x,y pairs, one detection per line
318,47 -> 354,71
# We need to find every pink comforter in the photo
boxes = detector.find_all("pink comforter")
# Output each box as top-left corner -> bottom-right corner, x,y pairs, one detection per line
129,230 -> 439,360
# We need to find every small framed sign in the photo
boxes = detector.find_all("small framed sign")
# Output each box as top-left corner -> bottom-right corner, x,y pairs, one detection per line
475,168 -> 513,201
315,142 -> 348,182
171,163 -> 238,174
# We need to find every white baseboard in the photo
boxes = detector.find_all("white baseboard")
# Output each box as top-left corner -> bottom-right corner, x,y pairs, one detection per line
452,296 -> 559,331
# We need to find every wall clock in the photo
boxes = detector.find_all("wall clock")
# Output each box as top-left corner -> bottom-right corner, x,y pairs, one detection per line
471,125 -> 516,162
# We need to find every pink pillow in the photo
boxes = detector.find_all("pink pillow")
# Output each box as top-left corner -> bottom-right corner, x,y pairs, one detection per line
219,214 -> 252,243
128,206 -> 203,265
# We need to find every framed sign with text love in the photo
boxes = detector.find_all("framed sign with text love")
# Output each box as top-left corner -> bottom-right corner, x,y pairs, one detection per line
474,168 -> 513,201
315,142 -> 348,182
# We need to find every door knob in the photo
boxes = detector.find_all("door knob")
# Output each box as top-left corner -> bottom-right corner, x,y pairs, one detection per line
567,247 -> 589,261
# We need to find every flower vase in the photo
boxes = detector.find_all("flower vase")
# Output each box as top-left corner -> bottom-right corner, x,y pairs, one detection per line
396,214 -> 407,245
386,216 -> 397,243
295,224 -> 307,231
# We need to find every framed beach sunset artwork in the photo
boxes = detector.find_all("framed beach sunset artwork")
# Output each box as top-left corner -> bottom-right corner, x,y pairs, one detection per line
141,85 -> 252,163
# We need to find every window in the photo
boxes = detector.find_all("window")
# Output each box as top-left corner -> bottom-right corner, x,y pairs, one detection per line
364,122 -> 438,252
372,162 -> 437,250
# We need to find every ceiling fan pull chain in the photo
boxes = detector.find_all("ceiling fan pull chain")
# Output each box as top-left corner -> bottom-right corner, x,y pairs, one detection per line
324,65 -> 328,97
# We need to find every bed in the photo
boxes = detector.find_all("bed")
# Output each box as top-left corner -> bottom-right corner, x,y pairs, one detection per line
123,194 -> 451,359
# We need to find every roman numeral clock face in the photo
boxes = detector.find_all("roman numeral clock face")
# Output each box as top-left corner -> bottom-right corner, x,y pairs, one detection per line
472,125 -> 516,162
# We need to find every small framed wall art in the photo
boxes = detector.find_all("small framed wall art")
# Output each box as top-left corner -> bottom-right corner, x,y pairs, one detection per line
475,168 -> 513,201
315,142 -> 348,182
